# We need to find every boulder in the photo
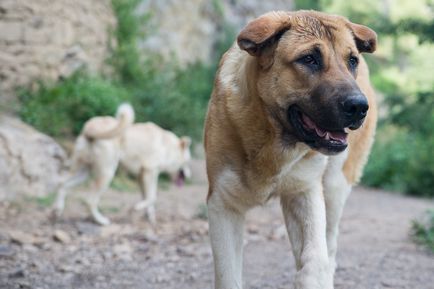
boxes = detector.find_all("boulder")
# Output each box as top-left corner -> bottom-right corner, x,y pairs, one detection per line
0,115 -> 67,200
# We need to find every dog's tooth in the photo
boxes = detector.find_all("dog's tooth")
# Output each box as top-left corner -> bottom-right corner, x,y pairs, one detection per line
344,127 -> 351,134
325,132 -> 330,140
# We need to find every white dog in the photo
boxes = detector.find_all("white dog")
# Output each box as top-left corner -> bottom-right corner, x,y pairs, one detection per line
53,103 -> 192,225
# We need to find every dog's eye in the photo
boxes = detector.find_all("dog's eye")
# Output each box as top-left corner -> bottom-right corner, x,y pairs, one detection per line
300,55 -> 318,66
348,56 -> 359,69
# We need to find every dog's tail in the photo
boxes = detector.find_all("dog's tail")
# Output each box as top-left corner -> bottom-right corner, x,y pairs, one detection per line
84,103 -> 135,140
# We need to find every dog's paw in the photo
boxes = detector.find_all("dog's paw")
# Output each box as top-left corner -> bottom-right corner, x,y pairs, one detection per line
134,200 -> 148,211
93,215 -> 111,226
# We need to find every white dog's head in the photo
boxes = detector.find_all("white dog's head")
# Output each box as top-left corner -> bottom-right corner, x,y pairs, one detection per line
175,136 -> 192,186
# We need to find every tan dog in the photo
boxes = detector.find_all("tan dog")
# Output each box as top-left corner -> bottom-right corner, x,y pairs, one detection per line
204,11 -> 377,289
119,122 -> 192,224
54,104 -> 192,225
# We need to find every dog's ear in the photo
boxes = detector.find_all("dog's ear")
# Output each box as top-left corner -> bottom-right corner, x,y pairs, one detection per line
348,23 -> 377,53
180,136 -> 192,150
237,11 -> 291,67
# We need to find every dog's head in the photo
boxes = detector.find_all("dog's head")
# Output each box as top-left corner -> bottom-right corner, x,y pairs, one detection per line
175,136 -> 192,186
237,11 -> 377,155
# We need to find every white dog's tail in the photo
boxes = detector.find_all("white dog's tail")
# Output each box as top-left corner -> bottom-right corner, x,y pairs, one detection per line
84,103 -> 135,140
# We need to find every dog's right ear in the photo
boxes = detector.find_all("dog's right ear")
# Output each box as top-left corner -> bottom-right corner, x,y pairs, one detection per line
237,11 -> 291,67
180,136 -> 192,150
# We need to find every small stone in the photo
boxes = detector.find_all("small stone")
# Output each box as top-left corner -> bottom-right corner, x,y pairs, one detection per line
53,230 -> 71,243
9,230 -> 35,245
113,243 -> 133,260
58,264 -> 77,273
8,267 -> 25,278
22,244 -> 38,253
0,244 -> 15,257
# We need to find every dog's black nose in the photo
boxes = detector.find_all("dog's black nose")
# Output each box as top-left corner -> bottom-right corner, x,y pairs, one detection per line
341,95 -> 369,122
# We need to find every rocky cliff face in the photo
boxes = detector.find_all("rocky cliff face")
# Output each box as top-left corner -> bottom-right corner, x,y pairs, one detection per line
0,0 -> 295,100
0,0 -> 115,103
140,0 -> 294,66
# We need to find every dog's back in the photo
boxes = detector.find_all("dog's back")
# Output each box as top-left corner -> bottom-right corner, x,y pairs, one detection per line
120,122 -> 190,174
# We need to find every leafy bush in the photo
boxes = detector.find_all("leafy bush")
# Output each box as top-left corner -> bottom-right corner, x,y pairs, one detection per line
18,0 -> 224,141
362,89 -> 434,197
19,73 -> 129,136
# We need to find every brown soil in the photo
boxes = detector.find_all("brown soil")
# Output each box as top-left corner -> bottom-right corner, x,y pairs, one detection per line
1,160 -> 433,289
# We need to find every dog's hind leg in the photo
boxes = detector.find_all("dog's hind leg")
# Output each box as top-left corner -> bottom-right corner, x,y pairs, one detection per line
134,168 -> 158,224
53,168 -> 89,217
86,158 -> 119,225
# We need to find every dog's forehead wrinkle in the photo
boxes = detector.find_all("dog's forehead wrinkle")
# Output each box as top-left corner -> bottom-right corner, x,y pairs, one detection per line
290,14 -> 338,41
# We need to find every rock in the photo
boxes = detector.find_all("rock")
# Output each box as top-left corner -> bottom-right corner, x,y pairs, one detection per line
113,242 -> 133,261
8,267 -> 25,278
0,116 -> 67,200
53,229 -> 71,243
9,230 -> 36,245
0,0 -> 116,100
0,244 -> 15,257
58,264 -> 78,273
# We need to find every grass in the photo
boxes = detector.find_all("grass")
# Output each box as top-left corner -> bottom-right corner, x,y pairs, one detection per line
25,192 -> 57,208
412,210 -> 434,252
195,203 -> 208,220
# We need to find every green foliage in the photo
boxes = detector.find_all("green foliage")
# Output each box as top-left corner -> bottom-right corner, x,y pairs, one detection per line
412,210 -> 434,252
362,89 -> 434,196
317,0 -> 434,197
131,62 -> 214,139
25,192 -> 57,208
294,0 -> 323,10
19,73 -> 128,136
195,203 -> 208,220
19,0 -> 223,141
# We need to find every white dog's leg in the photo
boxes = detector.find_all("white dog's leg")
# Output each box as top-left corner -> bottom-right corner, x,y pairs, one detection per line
87,165 -> 118,226
281,185 -> 331,289
208,191 -> 246,289
53,168 -> 89,216
323,154 -> 351,278
134,169 -> 158,224
87,179 -> 111,225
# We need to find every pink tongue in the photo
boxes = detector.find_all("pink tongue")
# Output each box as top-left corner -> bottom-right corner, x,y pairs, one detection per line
328,131 -> 347,142
175,175 -> 184,187
301,113 -> 347,142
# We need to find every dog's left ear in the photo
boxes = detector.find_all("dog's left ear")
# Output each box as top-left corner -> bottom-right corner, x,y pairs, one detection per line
237,11 -> 291,68
180,136 -> 192,150
348,23 -> 377,53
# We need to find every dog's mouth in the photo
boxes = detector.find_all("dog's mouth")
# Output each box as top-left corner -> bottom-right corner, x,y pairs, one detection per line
175,169 -> 186,187
288,106 -> 348,154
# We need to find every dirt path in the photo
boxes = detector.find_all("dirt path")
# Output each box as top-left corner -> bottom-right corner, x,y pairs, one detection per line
1,160 -> 433,289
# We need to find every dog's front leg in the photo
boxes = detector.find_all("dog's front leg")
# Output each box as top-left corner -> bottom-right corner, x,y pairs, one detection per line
281,183 -> 332,289
323,154 -> 351,278
208,191 -> 246,289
